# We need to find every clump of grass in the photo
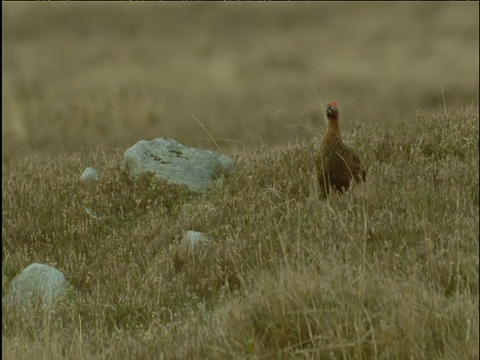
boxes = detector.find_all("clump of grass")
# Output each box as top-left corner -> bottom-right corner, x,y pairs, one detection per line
202,262 -> 477,359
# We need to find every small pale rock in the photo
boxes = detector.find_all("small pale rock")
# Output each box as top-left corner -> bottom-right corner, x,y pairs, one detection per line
81,167 -> 100,182
9,263 -> 67,307
183,231 -> 213,247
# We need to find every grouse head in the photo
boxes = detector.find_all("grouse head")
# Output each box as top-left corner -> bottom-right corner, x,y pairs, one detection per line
326,102 -> 339,120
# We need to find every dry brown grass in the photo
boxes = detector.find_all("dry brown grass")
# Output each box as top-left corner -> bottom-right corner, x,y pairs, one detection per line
2,3 -> 479,359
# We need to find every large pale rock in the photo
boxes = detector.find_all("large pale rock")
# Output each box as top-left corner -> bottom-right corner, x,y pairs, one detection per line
122,137 -> 233,193
9,263 -> 67,307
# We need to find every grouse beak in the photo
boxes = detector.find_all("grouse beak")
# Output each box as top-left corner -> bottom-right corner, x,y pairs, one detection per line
326,108 -> 332,116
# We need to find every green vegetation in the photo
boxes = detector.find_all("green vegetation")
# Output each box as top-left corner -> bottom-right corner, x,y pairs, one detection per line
3,3 -> 479,359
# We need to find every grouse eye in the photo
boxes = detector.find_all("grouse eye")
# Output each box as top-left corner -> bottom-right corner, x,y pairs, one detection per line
332,106 -> 337,110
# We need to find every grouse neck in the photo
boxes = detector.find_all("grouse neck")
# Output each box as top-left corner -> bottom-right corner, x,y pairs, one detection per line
327,117 -> 341,135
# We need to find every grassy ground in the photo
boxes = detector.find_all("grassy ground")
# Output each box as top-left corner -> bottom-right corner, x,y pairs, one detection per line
2,3 -> 479,359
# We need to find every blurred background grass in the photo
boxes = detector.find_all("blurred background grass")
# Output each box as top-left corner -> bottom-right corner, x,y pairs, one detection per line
3,2 -> 479,163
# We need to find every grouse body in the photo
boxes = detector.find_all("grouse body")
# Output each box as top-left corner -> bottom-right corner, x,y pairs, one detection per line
316,102 -> 366,196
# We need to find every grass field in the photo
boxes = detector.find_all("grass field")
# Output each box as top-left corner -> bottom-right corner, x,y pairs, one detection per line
2,3 -> 479,359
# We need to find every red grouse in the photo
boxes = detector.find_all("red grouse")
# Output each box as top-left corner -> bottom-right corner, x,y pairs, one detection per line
316,102 -> 366,196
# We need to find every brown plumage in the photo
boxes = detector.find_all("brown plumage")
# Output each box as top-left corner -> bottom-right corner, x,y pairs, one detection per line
316,102 -> 366,196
